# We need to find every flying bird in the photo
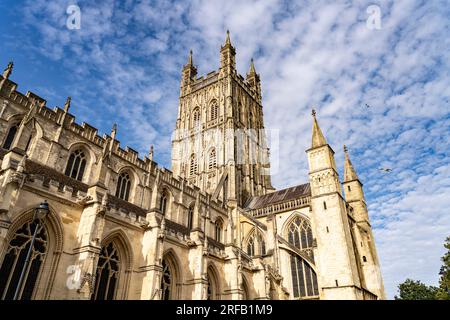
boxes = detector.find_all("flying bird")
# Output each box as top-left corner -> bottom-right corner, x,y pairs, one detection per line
365,103 -> 371,108
379,167 -> 392,172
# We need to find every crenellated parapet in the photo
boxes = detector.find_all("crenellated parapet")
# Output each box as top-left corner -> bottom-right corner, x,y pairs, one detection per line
0,74 -> 152,171
182,66 -> 261,106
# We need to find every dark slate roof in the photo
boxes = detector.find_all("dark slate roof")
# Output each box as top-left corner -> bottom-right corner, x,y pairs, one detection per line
244,183 -> 311,210
25,159 -> 89,194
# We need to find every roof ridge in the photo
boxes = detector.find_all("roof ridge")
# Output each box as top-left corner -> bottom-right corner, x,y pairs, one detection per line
244,182 -> 311,210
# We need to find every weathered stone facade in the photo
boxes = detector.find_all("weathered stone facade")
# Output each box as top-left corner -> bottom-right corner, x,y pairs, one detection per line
0,33 -> 385,300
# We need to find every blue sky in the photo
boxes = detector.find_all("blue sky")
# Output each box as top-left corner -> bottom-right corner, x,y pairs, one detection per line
1,0 -> 449,299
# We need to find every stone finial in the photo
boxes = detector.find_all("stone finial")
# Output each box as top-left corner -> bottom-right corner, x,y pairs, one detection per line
188,49 -> 193,65
149,144 -> 154,161
343,145 -> 348,153
17,155 -> 27,173
101,192 -> 109,206
111,123 -> 117,140
64,96 -> 71,112
3,61 -> 13,79
158,217 -> 166,239
249,58 -> 256,74
203,236 -> 209,256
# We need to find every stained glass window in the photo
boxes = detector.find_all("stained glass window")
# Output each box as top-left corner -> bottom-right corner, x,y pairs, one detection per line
2,124 -> 19,150
288,217 -> 313,250
290,254 -> 318,298
115,172 -> 131,201
160,259 -> 172,300
92,242 -> 120,300
65,149 -> 86,181
0,220 -> 48,300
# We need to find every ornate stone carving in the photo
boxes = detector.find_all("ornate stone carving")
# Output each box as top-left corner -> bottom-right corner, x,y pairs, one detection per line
158,217 -> 166,239
76,195 -> 93,206
77,272 -> 95,296
8,171 -> 25,186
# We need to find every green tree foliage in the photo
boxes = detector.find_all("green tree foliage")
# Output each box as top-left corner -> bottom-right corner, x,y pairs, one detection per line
394,279 -> 438,300
436,236 -> 450,300
395,236 -> 450,300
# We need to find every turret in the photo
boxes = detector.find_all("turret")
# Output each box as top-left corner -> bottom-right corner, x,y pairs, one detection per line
342,145 -> 386,299
342,145 -> 368,223
306,109 -> 363,300
63,96 -> 71,113
246,58 -> 261,98
2,61 -> 13,79
0,61 -> 14,91
307,109 -> 340,191
180,50 -> 197,94
220,30 -> 236,74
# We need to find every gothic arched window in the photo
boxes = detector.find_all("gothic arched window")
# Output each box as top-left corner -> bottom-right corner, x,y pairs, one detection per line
247,236 -> 255,256
192,108 -> 201,128
160,259 -> 173,300
210,101 -> 218,121
242,279 -> 249,300
65,149 -> 87,181
0,219 -> 48,300
290,254 -> 319,298
160,191 -> 168,215
287,216 -> 313,250
206,268 -> 219,300
246,230 -> 266,257
92,242 -> 120,300
207,275 -> 212,300
187,205 -> 194,230
2,123 -> 19,150
214,220 -> 222,243
190,154 -> 198,176
208,148 -> 216,170
237,102 -> 242,123
115,172 -> 131,201
258,233 -> 266,255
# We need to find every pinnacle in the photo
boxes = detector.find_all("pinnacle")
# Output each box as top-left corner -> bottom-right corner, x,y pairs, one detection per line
344,146 -> 359,182
311,109 -> 327,148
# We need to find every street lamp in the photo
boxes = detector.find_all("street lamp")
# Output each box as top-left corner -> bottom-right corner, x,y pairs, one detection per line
13,200 -> 50,300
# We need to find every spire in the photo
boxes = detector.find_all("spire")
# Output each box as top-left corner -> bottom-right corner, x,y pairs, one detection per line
343,145 -> 359,182
246,58 -> 261,97
220,30 -> 236,72
64,96 -> 71,112
311,109 -> 327,148
181,49 -> 197,88
225,30 -> 231,46
249,58 -> 256,74
3,61 -> 13,79
187,49 -> 193,65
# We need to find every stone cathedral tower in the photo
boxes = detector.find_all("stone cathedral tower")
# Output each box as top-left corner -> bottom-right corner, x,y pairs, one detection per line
172,31 -> 274,208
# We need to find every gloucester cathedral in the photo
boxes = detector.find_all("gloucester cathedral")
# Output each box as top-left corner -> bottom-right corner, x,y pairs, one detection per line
0,32 -> 385,300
